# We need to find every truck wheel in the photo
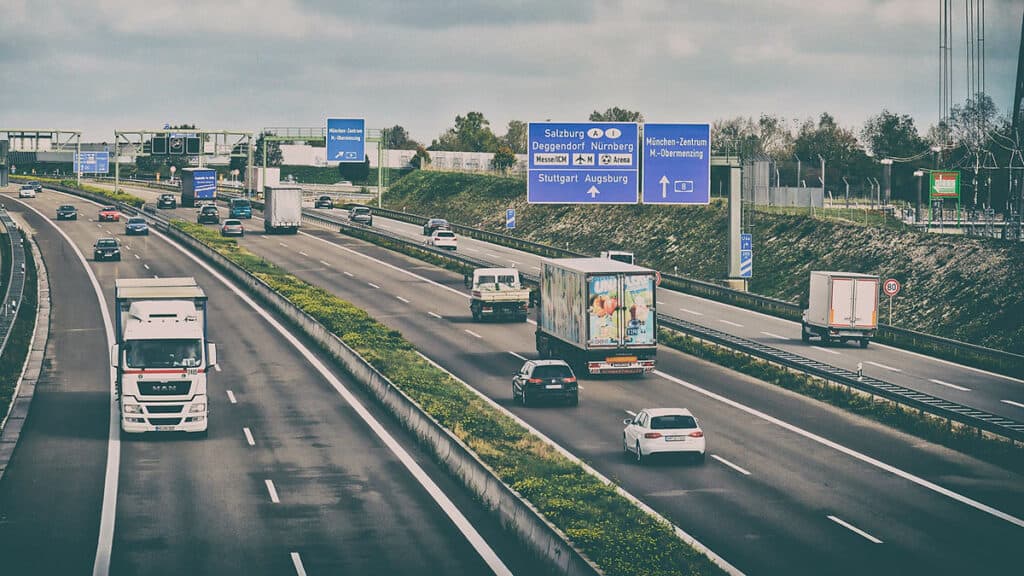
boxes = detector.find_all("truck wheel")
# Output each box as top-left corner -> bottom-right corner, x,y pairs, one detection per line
822,333 -> 832,346
800,323 -> 810,343
859,339 -> 869,348
471,303 -> 481,321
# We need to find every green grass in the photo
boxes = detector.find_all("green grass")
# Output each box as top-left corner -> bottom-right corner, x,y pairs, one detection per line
0,239 -> 38,428
11,175 -> 146,207
169,219 -> 725,576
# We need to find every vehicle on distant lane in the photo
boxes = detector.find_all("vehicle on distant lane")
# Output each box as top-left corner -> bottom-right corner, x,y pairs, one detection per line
314,195 -> 334,209
93,237 -> 121,261
427,230 -> 457,250
623,408 -> 706,464
512,359 -> 579,406
220,219 -> 244,237
197,205 -> 220,224
56,204 -> 78,220
18,185 -> 36,198
348,206 -> 373,226
99,205 -> 120,221
423,218 -> 450,236
125,217 -> 149,236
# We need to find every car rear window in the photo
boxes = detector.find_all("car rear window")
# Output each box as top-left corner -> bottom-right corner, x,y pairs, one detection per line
650,415 -> 697,430
60,205 -> 74,210
532,365 -> 573,379
202,206 -> 218,213
128,218 -> 145,224
231,199 -> 250,207
97,239 -> 117,247
353,208 -> 369,214
436,231 -> 455,238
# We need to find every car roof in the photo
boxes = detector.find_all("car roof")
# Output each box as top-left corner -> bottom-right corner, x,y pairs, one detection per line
223,219 -> 242,224
59,204 -> 75,209
96,237 -> 118,243
201,205 -> 218,211
128,216 -> 146,221
429,218 -> 448,223
352,206 -> 370,211
640,408 -> 695,417
527,359 -> 571,368
101,206 -> 116,210
434,230 -> 455,235
20,184 -> 35,188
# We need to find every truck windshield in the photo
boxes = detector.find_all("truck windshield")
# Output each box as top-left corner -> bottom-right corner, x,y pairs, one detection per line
478,274 -> 518,286
125,339 -> 202,368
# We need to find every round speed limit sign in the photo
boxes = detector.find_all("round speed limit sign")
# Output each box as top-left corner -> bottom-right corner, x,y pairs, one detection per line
882,278 -> 901,297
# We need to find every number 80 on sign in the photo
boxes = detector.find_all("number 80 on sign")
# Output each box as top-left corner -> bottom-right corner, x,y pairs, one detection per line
882,278 -> 901,297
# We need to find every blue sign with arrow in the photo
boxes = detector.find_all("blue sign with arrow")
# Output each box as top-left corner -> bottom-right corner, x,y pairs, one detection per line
642,123 -> 710,204
506,208 -> 516,229
74,151 -> 109,174
528,122 -> 639,204
739,233 -> 752,278
327,118 -> 365,163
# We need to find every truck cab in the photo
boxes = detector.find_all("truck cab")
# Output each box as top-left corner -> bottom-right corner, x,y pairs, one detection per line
466,267 -> 531,322
601,250 -> 635,265
111,278 -> 216,434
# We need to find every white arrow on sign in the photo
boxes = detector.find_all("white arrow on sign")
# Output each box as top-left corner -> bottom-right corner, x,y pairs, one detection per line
335,151 -> 345,159
587,186 -> 600,199
659,175 -> 670,198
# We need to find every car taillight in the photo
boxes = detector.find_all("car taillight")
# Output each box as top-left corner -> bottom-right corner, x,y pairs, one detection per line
689,431 -> 704,438
644,432 -> 662,439
562,377 -> 576,383
527,378 -> 542,384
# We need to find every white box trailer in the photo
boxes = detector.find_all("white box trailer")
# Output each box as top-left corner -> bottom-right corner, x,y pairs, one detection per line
801,271 -> 879,347
263,185 -> 302,234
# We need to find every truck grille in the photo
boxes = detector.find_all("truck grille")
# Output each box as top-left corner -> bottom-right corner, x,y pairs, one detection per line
138,381 -> 191,396
148,418 -> 182,426
146,405 -> 183,414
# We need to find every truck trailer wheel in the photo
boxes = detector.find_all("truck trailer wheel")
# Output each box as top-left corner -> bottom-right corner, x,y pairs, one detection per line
801,324 -> 810,343
859,338 -> 869,348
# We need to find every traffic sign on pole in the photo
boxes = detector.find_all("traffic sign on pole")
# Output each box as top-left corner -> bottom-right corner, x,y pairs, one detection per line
506,208 -> 516,229
642,123 -> 711,204
528,122 -> 639,204
327,118 -> 365,163
739,233 -> 752,278
882,278 -> 901,297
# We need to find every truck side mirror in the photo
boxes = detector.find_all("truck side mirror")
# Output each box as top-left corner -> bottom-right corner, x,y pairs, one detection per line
464,275 -> 471,288
110,345 -> 119,368
207,343 -> 218,368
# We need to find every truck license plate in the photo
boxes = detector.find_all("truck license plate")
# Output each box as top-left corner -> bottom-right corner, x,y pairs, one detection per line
155,426 -> 176,432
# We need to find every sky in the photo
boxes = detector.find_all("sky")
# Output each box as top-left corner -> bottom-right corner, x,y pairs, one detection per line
1,0 -> 1021,144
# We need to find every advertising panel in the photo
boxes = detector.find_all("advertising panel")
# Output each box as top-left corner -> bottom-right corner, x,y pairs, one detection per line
540,263 -> 583,347
622,274 -> 655,346
588,275 -> 621,346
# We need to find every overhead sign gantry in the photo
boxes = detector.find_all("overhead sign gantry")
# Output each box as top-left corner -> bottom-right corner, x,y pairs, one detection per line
112,129 -> 254,195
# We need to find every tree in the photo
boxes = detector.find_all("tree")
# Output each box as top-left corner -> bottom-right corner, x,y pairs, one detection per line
491,146 -> 517,173
384,125 -> 419,150
502,120 -> 528,154
860,110 -> 926,160
793,113 -> 870,191
410,145 -> 431,169
589,107 -> 644,123
338,155 -> 371,182
949,92 -> 1000,151
430,112 -> 499,152
711,115 -> 793,160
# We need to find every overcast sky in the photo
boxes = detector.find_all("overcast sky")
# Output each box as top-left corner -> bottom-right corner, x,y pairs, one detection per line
1,0 -> 1021,144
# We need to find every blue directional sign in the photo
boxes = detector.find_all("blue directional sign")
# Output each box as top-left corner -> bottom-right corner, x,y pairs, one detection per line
740,233 -> 752,251
739,233 -> 752,278
506,208 -> 516,229
528,122 -> 639,204
327,118 -> 365,163
74,151 -> 109,174
642,123 -> 711,204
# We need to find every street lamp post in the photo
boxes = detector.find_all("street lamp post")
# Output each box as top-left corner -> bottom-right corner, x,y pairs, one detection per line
914,170 -> 924,225
880,158 -> 893,206
794,154 -> 802,188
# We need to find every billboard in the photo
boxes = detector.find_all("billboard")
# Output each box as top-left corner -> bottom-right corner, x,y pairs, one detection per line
588,275 -> 621,346
930,171 -> 960,198
622,274 -> 655,346
540,263 -> 583,348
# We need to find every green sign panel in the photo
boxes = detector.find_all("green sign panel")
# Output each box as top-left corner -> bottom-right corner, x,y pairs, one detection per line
930,171 -> 960,198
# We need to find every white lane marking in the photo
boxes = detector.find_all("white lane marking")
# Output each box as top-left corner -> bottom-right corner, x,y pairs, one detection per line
625,409 -> 637,417
299,251 -> 309,257
719,319 -> 744,328
143,264 -> 150,270
319,260 -> 330,267
153,275 -> 159,279
711,455 -> 752,476
485,252 -> 499,257
508,351 -> 528,361
16,200 -> 121,576
226,390 -> 237,404
654,369 -> 1024,529
265,479 -> 280,503
214,364 -> 222,372
343,271 -> 354,277
827,515 -> 883,544
464,247 -> 479,252
150,224 -> 514,575
680,308 -> 704,316
1001,399 -> 1024,409
811,346 -> 840,355
134,254 -> 140,259
865,361 -> 902,373
368,282 -> 379,289
96,223 -> 102,228
243,427 -> 255,446
428,311 -> 443,319
123,245 -> 130,250
291,552 -> 307,576
464,329 -> 482,339
760,331 -> 790,341
509,260 -> 520,265
279,242 -> 288,248
929,379 -> 971,392
396,296 -> 410,303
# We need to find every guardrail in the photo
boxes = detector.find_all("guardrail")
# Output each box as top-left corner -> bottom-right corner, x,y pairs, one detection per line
302,207 -> 1024,444
0,209 -> 26,359
361,206 -> 1024,379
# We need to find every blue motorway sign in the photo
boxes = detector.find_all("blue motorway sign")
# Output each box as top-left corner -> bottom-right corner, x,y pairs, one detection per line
642,123 -> 711,204
327,118 -> 365,163
506,208 -> 516,229
74,151 -> 109,173
740,250 -> 752,278
740,233 -> 752,251
528,122 -> 638,204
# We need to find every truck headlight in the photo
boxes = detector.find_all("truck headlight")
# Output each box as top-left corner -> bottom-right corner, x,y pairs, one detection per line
124,404 -> 143,414
190,403 -> 206,413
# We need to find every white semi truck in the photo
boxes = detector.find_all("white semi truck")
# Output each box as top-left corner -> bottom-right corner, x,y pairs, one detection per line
536,258 -> 658,375
263,184 -> 303,234
465,267 -> 530,322
111,278 -> 217,434
801,271 -> 879,347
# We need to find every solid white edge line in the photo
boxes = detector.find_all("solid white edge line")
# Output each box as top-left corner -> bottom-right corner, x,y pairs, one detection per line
1001,399 -> 1024,409
711,455 -> 752,476
243,427 -> 255,446
759,331 -> 790,341
653,369 -> 1024,529
507,351 -> 527,361
265,479 -> 280,503
680,308 -> 704,316
865,360 -> 902,373
144,224 -> 513,575
14,200 -> 121,576
411,351 -> 741,575
226,390 -> 237,404
810,346 -> 840,355
719,320 -> 744,327
929,379 -> 971,392
428,311 -> 443,319
827,515 -> 883,544
464,329 -> 482,339
290,552 -> 307,576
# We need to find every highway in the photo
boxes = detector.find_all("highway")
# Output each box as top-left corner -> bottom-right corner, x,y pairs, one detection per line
104,184 -> 1024,575
0,185 -> 551,576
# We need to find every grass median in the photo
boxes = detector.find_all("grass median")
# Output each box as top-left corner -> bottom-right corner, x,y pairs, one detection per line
170,220 -> 725,576
0,239 -> 38,429
11,175 -> 146,207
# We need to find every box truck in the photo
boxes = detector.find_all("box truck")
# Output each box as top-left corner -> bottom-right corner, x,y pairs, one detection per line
180,167 -> 217,208
801,271 -> 879,347
110,278 -> 217,434
536,258 -> 657,375
263,184 -> 302,234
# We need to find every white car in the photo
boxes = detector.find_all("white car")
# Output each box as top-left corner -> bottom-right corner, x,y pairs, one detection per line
623,408 -> 706,464
427,230 -> 458,250
18,185 -> 37,198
